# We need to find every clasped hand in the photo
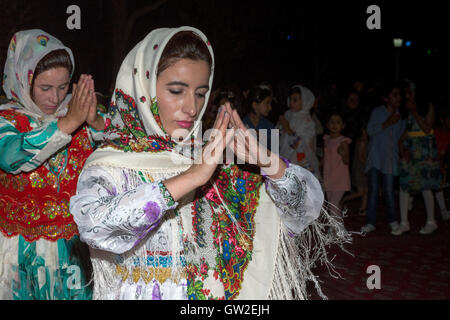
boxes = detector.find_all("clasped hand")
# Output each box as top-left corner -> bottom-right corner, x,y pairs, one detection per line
58,74 -> 103,134
188,102 -> 286,185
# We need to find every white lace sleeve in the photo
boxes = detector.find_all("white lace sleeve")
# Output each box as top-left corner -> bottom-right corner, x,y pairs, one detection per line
264,163 -> 324,234
70,166 -> 177,254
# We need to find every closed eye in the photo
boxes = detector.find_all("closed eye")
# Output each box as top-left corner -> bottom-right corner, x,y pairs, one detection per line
169,89 -> 182,95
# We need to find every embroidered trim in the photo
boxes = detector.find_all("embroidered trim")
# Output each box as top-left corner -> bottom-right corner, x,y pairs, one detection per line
158,181 -> 176,209
115,265 -> 187,285
0,213 -> 78,242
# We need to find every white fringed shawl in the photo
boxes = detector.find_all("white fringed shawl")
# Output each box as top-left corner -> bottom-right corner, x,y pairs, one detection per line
82,147 -> 351,300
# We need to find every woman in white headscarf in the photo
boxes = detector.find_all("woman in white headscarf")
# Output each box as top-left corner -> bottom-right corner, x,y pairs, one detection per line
70,27 -> 350,300
0,29 -> 104,299
279,85 -> 321,181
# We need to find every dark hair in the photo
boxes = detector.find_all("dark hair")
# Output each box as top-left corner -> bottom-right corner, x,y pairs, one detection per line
34,49 -> 73,81
31,49 -> 73,97
399,80 -> 435,118
157,31 -> 212,77
346,89 -> 360,99
380,79 -> 401,99
326,111 -> 345,124
244,85 -> 272,115
288,86 -> 302,97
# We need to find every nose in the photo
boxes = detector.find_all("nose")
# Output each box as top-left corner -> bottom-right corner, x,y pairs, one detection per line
50,88 -> 60,105
181,94 -> 198,118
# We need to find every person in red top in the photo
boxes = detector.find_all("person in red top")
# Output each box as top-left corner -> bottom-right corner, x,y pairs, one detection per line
0,29 -> 104,299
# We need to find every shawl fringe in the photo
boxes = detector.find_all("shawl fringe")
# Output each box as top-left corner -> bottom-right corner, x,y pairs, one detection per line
268,201 -> 352,300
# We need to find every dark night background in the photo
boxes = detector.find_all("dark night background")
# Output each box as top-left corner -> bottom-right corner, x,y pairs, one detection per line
0,0 -> 448,101
1,1 -> 450,303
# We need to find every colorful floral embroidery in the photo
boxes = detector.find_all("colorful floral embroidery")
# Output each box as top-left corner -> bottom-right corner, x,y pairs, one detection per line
42,199 -> 70,219
186,165 -> 263,300
103,89 -> 176,153
158,181 -> 176,208
27,70 -> 33,86
150,99 -> 165,133
9,34 -> 16,52
0,111 -> 93,242
30,172 -> 47,189
36,35 -> 49,46
186,258 -> 212,300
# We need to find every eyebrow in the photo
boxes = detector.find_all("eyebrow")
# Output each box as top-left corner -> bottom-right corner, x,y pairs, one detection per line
166,81 -> 209,90
38,82 -> 70,87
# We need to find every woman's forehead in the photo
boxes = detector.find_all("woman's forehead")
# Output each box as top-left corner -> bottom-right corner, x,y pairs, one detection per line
34,67 -> 70,84
158,59 -> 210,85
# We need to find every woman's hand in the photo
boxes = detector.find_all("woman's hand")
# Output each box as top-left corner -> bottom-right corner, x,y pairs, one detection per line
226,103 -> 286,179
187,105 -> 234,184
58,74 -> 93,134
163,104 -> 234,201
85,77 -> 105,131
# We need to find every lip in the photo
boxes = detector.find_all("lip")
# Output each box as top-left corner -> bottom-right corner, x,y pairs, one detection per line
176,121 -> 194,129
46,105 -> 58,110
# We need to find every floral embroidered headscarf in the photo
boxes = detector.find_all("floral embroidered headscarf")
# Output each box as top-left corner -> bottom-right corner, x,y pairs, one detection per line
1,29 -> 75,120
103,26 -> 215,154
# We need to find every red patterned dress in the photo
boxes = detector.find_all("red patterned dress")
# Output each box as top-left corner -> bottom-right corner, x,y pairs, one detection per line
0,109 -> 99,300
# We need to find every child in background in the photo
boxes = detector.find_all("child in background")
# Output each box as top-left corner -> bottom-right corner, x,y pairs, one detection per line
279,85 -> 321,180
434,108 -> 450,220
323,113 -> 352,217
341,125 -> 369,216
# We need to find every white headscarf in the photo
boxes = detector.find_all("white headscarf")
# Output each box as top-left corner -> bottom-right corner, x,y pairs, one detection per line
285,85 -> 316,138
1,29 -> 75,121
103,26 -> 214,156
280,85 -> 321,179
